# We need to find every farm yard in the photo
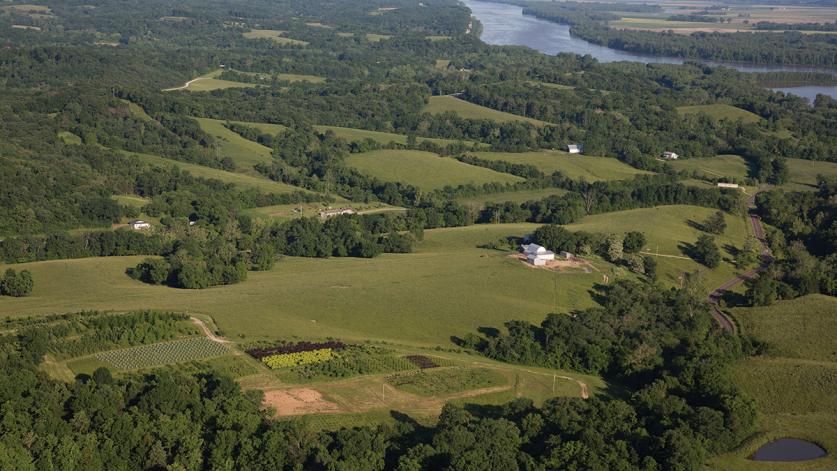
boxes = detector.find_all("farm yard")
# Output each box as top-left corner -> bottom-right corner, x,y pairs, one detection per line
472,150 -> 652,181
344,149 -> 524,190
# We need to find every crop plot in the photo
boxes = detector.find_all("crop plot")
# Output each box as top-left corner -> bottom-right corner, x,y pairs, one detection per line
95,338 -> 230,370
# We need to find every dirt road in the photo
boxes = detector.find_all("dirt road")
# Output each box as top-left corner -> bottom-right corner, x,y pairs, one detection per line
190,316 -> 230,344
707,193 -> 773,334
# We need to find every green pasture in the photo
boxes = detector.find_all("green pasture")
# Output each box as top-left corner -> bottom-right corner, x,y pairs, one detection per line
243,29 -> 308,46
365,33 -> 392,42
456,188 -> 569,208
0,223 -> 613,346
676,104 -> 761,123
120,99 -> 154,122
610,17 -> 750,32
473,150 -> 651,181
566,205 -> 750,291
163,70 -> 257,92
124,150 -> 314,195
388,367 -> 506,396
111,194 -> 149,209
195,117 -> 274,170
230,120 -> 287,136
711,295 -> 837,470
786,158 -> 837,191
424,96 -> 550,126
314,124 -> 482,147
669,154 -> 750,180
345,150 -> 524,191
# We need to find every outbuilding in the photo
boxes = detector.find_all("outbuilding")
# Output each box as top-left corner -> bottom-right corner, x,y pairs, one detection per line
662,151 -> 679,160
129,220 -> 151,230
566,144 -> 582,154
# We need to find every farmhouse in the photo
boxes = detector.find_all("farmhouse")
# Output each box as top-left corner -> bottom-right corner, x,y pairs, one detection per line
662,151 -> 679,160
319,207 -> 356,219
717,182 -> 740,189
520,243 -> 555,266
129,220 -> 151,230
566,144 -> 582,154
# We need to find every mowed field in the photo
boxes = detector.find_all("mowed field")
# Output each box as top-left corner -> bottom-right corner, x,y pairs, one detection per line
0,223 -> 610,347
424,96 -> 551,126
345,150 -> 524,190
676,104 -> 761,124
473,150 -> 652,181
710,295 -> 837,470
565,205 -> 750,291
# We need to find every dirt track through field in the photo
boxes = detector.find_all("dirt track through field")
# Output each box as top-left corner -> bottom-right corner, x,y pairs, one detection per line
191,317 -> 230,343
706,193 -> 773,334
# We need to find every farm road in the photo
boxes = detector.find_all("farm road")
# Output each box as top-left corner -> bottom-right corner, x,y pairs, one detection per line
707,192 -> 773,334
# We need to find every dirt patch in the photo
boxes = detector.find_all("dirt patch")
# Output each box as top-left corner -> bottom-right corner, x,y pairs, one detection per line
508,253 -> 596,273
263,388 -> 341,416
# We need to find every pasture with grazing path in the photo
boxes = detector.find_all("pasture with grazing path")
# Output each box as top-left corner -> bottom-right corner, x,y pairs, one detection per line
566,205 -> 750,291
424,95 -> 551,126
345,149 -> 524,191
670,154 -> 837,192
710,295 -> 837,471
314,125 -> 484,147
473,150 -> 652,181
195,117 -> 274,171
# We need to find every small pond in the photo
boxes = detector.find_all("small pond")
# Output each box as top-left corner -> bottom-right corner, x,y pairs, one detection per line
751,438 -> 827,462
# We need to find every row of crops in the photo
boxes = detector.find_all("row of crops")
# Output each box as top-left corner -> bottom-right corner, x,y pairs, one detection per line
95,338 -> 230,371
261,348 -> 337,369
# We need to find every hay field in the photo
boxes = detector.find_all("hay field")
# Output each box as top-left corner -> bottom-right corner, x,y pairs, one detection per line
473,150 -> 651,181
424,96 -> 551,126
345,150 -> 524,191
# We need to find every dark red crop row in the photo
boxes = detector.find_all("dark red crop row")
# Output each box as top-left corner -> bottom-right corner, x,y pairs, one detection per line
405,355 -> 438,369
246,341 -> 346,359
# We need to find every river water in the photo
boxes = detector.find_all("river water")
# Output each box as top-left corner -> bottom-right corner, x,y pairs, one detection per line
462,0 -> 837,101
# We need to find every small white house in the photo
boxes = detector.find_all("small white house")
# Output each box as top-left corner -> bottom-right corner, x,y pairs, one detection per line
717,182 -> 740,189
662,151 -> 679,160
129,220 -> 151,230
560,251 -> 574,260
566,144 -> 582,154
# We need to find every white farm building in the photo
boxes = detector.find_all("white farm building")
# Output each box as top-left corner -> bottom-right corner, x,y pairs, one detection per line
566,144 -> 582,154
520,243 -> 555,266
129,220 -> 151,230
662,151 -> 679,160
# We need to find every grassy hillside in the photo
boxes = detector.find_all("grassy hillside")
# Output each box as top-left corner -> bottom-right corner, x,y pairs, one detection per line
345,150 -> 524,191
786,158 -> 837,192
457,188 -> 569,207
195,117 -> 274,171
313,125 -> 482,147
242,29 -> 308,45
474,150 -> 651,181
0,223 -> 613,347
424,96 -> 550,126
124,151 -> 315,196
710,295 -> 837,470
676,104 -> 761,123
566,205 -> 750,291
670,154 -> 750,180
244,202 -> 404,222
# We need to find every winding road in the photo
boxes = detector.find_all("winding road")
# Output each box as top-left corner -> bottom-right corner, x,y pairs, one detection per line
707,193 -> 773,334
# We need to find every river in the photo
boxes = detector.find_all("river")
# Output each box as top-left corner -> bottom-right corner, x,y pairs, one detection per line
462,0 -> 837,101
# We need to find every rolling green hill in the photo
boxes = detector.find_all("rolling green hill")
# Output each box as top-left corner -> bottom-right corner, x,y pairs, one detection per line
474,150 -> 652,181
345,149 -> 524,190
424,96 -> 550,126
